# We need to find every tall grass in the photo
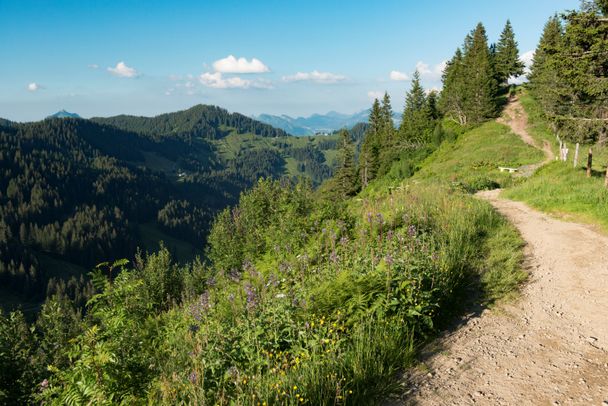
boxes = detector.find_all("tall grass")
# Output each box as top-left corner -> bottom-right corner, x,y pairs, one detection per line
504,92 -> 608,233
412,121 -> 543,191
504,162 -> 608,232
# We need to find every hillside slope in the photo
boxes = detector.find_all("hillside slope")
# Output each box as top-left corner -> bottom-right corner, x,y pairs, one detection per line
0,110 -> 339,313
393,98 -> 608,405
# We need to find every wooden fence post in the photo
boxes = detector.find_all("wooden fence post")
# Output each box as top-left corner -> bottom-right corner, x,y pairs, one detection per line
573,143 -> 580,168
605,165 -> 608,188
587,148 -> 593,178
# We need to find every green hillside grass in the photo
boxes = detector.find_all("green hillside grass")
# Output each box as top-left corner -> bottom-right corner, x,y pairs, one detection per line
503,93 -> 608,232
359,121 -> 535,305
505,162 -> 608,231
413,121 -> 543,190
34,123 -> 532,404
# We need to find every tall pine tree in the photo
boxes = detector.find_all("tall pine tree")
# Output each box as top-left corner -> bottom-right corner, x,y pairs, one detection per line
400,71 -> 432,143
528,16 -> 563,116
359,99 -> 382,186
335,129 -> 357,197
528,1 -> 607,142
380,92 -> 395,144
440,48 -> 468,125
462,23 -> 498,124
494,20 -> 525,85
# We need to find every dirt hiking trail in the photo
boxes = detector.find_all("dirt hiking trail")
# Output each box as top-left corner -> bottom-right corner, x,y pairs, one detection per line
391,99 -> 608,405
498,97 -> 554,177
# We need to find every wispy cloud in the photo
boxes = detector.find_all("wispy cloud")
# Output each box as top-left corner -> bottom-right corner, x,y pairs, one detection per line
88,64 -> 99,69
282,70 -> 346,84
107,61 -> 139,78
521,50 -> 535,72
367,90 -> 383,100
199,72 -> 271,89
509,50 -> 535,85
389,70 -> 409,81
27,82 -> 43,92
415,61 -> 447,81
212,55 -> 270,73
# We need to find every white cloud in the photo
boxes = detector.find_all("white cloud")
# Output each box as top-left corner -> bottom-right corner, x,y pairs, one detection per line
425,87 -> 441,95
107,61 -> 138,78
509,50 -> 535,85
367,90 -> 383,100
389,70 -> 409,81
199,72 -> 271,89
282,70 -> 346,84
521,50 -> 535,72
212,55 -> 270,74
416,60 -> 447,81
27,82 -> 43,92
88,64 -> 99,69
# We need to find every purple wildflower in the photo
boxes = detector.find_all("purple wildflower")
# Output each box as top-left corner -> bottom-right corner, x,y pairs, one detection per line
245,283 -> 257,311
408,224 -> 417,238
385,254 -> 394,266
189,372 -> 198,384
329,250 -> 338,263
189,291 -> 211,321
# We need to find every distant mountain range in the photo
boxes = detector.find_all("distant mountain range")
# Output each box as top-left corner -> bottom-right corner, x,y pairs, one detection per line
47,109 -> 81,119
255,110 -> 401,136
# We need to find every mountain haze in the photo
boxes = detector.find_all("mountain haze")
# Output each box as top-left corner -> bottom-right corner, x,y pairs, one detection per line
256,109 -> 401,136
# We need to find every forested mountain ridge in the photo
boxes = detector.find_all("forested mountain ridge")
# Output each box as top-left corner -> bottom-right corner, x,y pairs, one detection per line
0,110 -> 342,313
92,104 -> 289,140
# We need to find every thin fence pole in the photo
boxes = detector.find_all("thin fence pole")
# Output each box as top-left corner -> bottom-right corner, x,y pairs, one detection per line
587,148 -> 593,178
574,143 -> 580,168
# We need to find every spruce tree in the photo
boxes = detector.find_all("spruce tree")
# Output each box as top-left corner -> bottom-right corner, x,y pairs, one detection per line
380,92 -> 395,143
400,71 -> 432,143
359,99 -> 382,186
427,90 -> 440,120
494,20 -> 525,85
528,16 -> 563,114
528,2 -> 607,143
557,2 -> 608,142
335,129 -> 356,197
462,23 -> 498,123
440,48 -> 467,125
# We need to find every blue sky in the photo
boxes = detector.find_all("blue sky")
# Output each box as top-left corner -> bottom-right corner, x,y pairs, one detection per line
0,0 -> 579,121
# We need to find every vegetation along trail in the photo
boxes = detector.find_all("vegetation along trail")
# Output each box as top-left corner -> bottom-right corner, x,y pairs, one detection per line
497,96 -> 554,176
399,100 -> 608,405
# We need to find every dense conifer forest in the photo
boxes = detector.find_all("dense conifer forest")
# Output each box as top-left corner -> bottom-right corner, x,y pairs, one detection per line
0,106 -> 340,312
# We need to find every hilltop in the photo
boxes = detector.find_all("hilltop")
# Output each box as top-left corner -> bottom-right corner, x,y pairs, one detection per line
47,110 -> 81,119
